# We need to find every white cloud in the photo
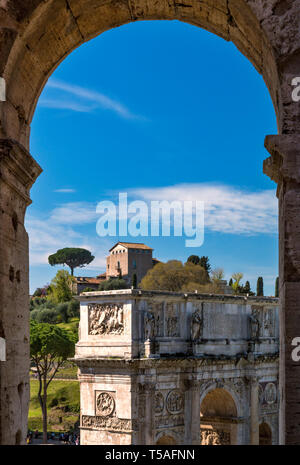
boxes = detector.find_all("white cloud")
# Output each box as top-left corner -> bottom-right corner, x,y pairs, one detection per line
26,203 -> 108,269
131,183 -> 278,236
26,183 -> 278,271
54,188 -> 76,193
49,202 -> 98,225
41,78 -> 142,119
39,98 -> 93,113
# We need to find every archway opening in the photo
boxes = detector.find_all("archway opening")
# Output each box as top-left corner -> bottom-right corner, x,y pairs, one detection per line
0,0 -> 281,446
259,422 -> 272,445
156,434 -> 177,445
200,388 -> 238,445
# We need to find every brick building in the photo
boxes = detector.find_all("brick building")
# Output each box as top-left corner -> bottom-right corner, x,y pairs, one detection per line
106,242 -> 155,285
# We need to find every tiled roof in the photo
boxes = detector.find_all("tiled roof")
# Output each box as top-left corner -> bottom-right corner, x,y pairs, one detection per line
109,242 -> 153,252
75,277 -> 102,284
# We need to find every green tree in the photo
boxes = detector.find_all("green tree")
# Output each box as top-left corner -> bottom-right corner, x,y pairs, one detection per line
241,280 -> 255,295
47,270 -> 74,304
231,272 -> 243,295
257,277 -> 264,296
48,248 -> 95,276
199,256 -> 211,275
132,273 -> 137,289
140,260 -> 208,292
229,278 -> 233,287
98,277 -> 128,291
275,277 -> 279,298
30,321 -> 75,443
187,255 -> 200,265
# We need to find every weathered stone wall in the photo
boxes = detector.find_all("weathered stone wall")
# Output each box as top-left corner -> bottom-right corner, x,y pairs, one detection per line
0,0 -> 299,444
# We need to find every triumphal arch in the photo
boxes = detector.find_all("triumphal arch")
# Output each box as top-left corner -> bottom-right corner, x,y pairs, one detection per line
74,290 -> 279,445
0,0 -> 300,444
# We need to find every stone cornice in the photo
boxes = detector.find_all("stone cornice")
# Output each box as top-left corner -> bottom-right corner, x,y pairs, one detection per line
73,353 -> 279,371
0,138 -> 42,204
264,134 -> 300,194
77,288 -> 279,305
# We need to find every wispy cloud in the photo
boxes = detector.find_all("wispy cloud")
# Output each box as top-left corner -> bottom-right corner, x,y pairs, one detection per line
26,202 -> 108,268
54,188 -> 76,193
26,183 -> 278,269
39,78 -> 142,119
131,183 -> 278,236
49,202 -> 98,225
38,98 -> 93,113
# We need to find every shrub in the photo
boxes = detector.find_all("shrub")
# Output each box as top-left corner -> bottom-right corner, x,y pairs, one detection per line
68,300 -> 80,319
35,308 -> 59,324
99,278 -> 128,291
56,303 -> 69,323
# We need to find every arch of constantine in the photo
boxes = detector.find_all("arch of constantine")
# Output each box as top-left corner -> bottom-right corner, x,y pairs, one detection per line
0,0 -> 299,444
74,290 -> 279,445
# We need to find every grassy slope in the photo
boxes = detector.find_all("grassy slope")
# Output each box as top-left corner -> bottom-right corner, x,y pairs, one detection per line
28,379 -> 80,432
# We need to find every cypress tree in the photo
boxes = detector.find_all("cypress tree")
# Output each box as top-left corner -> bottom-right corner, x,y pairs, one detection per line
132,273 -> 137,289
257,277 -> 264,296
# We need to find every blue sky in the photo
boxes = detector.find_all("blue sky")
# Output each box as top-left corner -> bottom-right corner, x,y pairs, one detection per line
28,20 -> 278,295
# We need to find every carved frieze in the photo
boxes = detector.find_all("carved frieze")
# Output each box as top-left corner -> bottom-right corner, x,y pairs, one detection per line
82,415 -> 138,431
155,392 -> 164,415
154,413 -> 184,429
88,303 -> 124,335
250,306 -> 276,339
166,389 -> 184,414
263,309 -> 275,337
259,382 -> 278,408
264,383 -> 277,405
165,303 -> 180,337
201,428 -> 230,445
147,302 -> 164,337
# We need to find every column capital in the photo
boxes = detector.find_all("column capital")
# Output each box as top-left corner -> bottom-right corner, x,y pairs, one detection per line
0,138 -> 42,205
183,378 -> 202,391
138,381 -> 156,394
264,134 -> 300,190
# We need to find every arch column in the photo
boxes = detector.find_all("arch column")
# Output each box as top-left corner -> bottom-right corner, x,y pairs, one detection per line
0,138 -> 41,444
184,379 -> 201,445
250,378 -> 259,445
138,382 -> 155,445
264,134 -> 300,445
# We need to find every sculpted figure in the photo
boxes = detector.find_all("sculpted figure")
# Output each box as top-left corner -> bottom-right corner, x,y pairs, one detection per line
191,311 -> 202,341
249,314 -> 260,340
144,311 -> 155,340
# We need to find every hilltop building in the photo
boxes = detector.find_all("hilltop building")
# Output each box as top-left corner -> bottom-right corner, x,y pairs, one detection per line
73,242 -> 159,293
106,242 -> 157,285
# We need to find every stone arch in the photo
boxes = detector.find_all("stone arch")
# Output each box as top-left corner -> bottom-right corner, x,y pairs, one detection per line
259,421 -> 272,445
200,381 -> 243,418
200,387 -> 239,445
156,433 -> 177,445
0,0 -> 284,149
0,0 -> 300,445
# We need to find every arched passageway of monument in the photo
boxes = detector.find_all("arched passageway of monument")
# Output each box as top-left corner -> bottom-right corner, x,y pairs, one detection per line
156,434 -> 177,445
200,388 -> 239,445
259,422 -> 272,445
